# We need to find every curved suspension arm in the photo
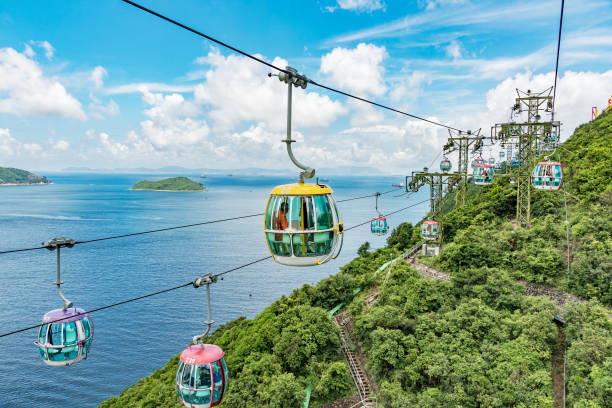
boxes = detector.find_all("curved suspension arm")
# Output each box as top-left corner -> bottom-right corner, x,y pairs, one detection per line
55,247 -> 73,310
192,274 -> 217,345
44,237 -> 75,311
284,76 -> 315,182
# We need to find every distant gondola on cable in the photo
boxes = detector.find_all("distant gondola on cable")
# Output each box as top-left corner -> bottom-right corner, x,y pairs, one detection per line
532,161 -> 563,190
440,156 -> 452,172
421,220 -> 439,240
176,275 -> 228,408
473,163 -> 495,185
35,238 -> 94,366
494,162 -> 503,171
370,192 -> 389,236
471,156 -> 485,169
264,66 -> 343,266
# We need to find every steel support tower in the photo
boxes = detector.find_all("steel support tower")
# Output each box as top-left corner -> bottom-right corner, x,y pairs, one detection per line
491,88 -> 560,228
443,129 -> 484,207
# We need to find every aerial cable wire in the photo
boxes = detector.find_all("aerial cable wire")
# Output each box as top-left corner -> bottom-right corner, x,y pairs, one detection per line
551,0 -> 565,120
119,0 -> 464,133
0,198 -> 424,339
0,188 -> 401,256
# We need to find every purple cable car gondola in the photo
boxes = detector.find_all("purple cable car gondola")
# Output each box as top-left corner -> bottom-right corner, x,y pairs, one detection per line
35,308 -> 93,366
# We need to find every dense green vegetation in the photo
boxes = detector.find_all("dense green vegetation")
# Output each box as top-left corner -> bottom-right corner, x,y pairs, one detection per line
0,167 -> 49,184
101,113 -> 611,407
131,177 -> 205,191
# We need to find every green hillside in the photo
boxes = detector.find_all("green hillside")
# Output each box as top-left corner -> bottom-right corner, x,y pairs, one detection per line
131,177 -> 205,191
0,167 -> 50,184
101,113 -> 611,408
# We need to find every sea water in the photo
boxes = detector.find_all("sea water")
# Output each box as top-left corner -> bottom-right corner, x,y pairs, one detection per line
0,173 -> 428,407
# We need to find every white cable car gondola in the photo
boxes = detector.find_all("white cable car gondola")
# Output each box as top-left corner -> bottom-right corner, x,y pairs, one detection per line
532,161 -> 563,191
35,238 -> 93,366
473,164 -> 495,185
264,67 -> 343,266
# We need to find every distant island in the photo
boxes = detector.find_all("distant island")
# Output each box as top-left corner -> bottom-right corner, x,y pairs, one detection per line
0,167 -> 51,185
130,177 -> 205,192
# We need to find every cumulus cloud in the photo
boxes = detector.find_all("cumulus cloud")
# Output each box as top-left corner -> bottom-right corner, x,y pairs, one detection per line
53,140 -> 70,150
336,0 -> 386,12
194,48 -> 346,132
445,40 -> 462,59
30,40 -> 55,60
389,71 -> 431,103
0,128 -> 20,156
90,66 -> 107,89
0,47 -> 86,120
482,70 -> 612,138
320,43 -> 387,97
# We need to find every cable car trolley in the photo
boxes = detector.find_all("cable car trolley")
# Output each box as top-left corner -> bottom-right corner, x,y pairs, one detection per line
421,220 -> 439,241
176,274 -> 228,408
265,66 -> 343,266
440,156 -> 452,172
35,238 -> 94,366
473,163 -> 495,185
532,161 -> 563,191
370,192 -> 389,236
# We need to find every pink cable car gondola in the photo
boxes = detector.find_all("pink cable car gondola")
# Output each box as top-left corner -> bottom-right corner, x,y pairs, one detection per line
473,164 -> 495,185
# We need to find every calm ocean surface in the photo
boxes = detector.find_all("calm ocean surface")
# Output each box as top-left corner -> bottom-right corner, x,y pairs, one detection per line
0,173 -> 428,407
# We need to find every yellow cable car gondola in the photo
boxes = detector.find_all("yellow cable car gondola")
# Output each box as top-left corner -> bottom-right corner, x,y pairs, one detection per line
264,66 -> 343,266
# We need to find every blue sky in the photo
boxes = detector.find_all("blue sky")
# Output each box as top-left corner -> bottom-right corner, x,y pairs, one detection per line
1,0 -> 611,172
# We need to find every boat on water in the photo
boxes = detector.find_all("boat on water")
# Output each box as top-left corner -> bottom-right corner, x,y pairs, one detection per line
392,183 -> 404,188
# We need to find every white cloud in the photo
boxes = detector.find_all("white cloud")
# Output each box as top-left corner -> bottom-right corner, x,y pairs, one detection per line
89,98 -> 120,119
23,143 -> 42,153
90,66 -> 107,89
30,40 -> 55,60
105,83 -> 195,95
0,128 -> 20,156
320,43 -> 387,97
138,91 -> 210,150
424,0 -> 467,10
53,140 -> 70,151
389,71 -> 431,103
0,47 -> 86,120
445,40 -> 462,59
482,70 -> 612,138
23,44 -> 35,58
194,48 -> 346,132
336,0 -> 386,12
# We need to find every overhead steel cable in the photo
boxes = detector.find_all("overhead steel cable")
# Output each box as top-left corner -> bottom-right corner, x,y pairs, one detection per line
119,0 -> 464,133
336,187 -> 401,203
344,199 -> 430,232
0,198 -> 424,339
551,0 -> 565,119
0,256 -> 272,339
0,188 -> 402,256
